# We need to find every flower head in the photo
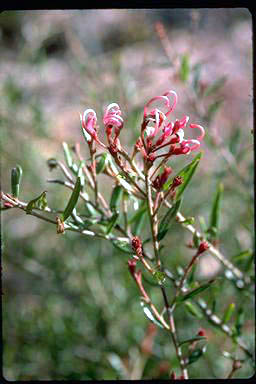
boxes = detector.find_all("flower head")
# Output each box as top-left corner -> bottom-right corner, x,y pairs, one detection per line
103,103 -> 123,144
138,90 -> 205,163
80,109 -> 106,148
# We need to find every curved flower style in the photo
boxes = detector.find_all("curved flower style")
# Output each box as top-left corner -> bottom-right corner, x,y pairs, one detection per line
143,90 -> 177,140
103,103 -> 123,144
80,109 -> 106,148
140,90 -> 205,162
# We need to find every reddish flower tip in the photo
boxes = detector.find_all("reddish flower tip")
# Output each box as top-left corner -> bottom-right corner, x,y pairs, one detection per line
128,259 -> 137,277
197,328 -> 207,337
131,236 -> 144,258
198,241 -> 210,254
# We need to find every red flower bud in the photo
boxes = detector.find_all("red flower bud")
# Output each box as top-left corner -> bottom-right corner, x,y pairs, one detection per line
172,176 -> 183,188
198,241 -> 210,254
197,328 -> 207,337
132,236 -> 143,257
152,167 -> 172,190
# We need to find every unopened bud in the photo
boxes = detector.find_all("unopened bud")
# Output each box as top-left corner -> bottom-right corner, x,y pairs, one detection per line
132,236 -> 143,257
56,216 -> 65,234
197,328 -> 207,337
198,241 -> 210,254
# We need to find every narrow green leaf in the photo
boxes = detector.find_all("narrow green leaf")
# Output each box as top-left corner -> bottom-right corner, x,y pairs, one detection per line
62,142 -> 73,168
179,335 -> 206,347
187,264 -> 197,286
141,301 -> 164,328
110,185 -> 123,212
180,54 -> 190,83
61,177 -> 81,222
188,345 -> 207,365
176,152 -> 202,200
131,201 -> 147,236
106,212 -> 119,235
129,201 -> 147,224
77,161 -> 85,186
222,303 -> 235,324
26,191 -> 48,214
184,300 -> 203,318
11,165 -> 22,198
203,76 -> 227,97
178,280 -> 215,302
157,199 -> 182,241
164,153 -> 202,199
193,231 -> 201,248
232,249 -> 253,263
208,183 -> 223,238
112,239 -> 133,254
96,153 -> 109,174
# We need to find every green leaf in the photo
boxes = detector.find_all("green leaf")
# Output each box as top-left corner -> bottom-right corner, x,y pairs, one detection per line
222,303 -> 235,324
106,212 -> 119,235
11,165 -> 22,198
179,335 -> 206,347
164,153 -> 202,199
203,76 -> 227,97
176,152 -> 202,200
140,301 -> 164,328
188,345 -> 207,365
130,201 -> 147,236
193,231 -> 201,248
232,249 -> 253,263
180,54 -> 190,83
77,161 -> 85,186
157,199 -> 182,241
187,264 -> 197,286
61,177 -> 81,222
96,153 -> 109,174
178,280 -> 215,302
208,183 -> 223,238
184,300 -> 203,318
111,239 -> 133,254
110,185 -> 123,212
26,191 -> 48,214
62,142 -> 73,168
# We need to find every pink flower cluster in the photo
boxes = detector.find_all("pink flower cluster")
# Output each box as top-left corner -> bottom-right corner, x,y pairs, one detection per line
80,90 -> 205,163
80,103 -> 123,149
139,90 -> 205,163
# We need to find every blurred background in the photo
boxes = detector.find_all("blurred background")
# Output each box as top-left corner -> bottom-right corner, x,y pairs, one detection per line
1,9 -> 254,380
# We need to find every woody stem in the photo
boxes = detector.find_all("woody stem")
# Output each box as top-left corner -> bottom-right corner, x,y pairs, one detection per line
144,162 -> 161,269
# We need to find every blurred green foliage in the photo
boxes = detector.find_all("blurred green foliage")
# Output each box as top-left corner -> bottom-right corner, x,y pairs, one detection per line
1,9 -> 254,380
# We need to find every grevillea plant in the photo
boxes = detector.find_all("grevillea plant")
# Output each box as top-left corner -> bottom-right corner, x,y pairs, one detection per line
1,90 -> 254,379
